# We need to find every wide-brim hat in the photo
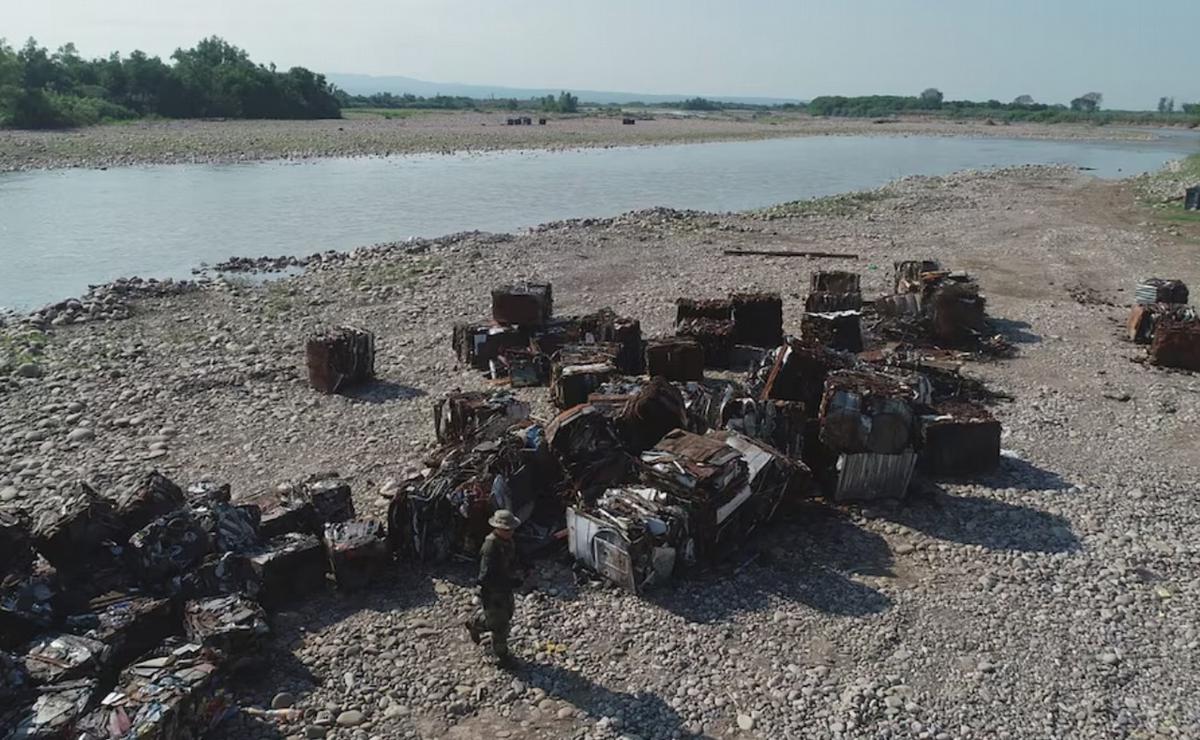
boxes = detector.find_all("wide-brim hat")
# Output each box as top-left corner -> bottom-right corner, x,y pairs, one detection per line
489,509 -> 521,530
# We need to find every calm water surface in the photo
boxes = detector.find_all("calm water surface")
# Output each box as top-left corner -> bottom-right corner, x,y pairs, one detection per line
2,133 -> 1197,309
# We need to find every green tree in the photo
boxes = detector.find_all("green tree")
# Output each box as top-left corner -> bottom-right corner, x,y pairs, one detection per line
919,87 -> 943,109
1070,92 -> 1102,112
556,90 -> 578,113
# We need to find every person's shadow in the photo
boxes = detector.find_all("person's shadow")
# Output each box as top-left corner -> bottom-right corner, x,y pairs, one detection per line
516,660 -> 692,740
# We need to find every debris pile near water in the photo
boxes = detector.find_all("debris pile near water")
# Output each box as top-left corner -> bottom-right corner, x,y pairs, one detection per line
0,470 -> 385,738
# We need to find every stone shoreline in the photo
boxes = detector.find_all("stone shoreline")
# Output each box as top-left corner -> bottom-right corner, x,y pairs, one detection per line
0,112 -> 1168,173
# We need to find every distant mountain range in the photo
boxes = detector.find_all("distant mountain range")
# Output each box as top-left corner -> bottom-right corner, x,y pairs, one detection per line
327,73 -> 801,106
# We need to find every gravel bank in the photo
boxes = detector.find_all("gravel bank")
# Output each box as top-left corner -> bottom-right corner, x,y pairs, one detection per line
2,165 -> 1199,739
0,112 -> 1164,173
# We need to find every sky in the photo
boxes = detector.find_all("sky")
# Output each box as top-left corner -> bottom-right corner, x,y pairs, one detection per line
5,0 -> 1198,110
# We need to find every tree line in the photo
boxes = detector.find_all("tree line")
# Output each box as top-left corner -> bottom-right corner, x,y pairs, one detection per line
806,89 -> 1200,123
0,36 -> 341,128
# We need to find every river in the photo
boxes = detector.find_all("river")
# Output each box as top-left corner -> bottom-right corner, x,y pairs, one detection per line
2,132 -> 1197,310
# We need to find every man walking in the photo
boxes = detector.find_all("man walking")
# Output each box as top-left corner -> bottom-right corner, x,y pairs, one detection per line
465,509 -> 523,666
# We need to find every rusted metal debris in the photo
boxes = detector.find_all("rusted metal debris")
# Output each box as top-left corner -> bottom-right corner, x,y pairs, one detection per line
801,310 -> 863,353
306,326 -> 375,394
113,472 -> 185,536
8,678 -> 97,738
731,292 -> 784,348
676,318 -> 736,369
644,337 -> 705,381
492,282 -> 553,327
435,391 -> 531,445
23,633 -> 111,685
1125,278 -> 1198,371
1136,278 -> 1188,305
551,344 -> 621,409
1149,317 -> 1200,371
30,483 -> 125,576
918,402 -> 1002,476
324,520 -> 388,591
250,533 -> 327,609
127,509 -> 213,583
182,594 -> 270,661
676,298 -> 733,323
74,642 -> 230,740
0,470 -> 393,737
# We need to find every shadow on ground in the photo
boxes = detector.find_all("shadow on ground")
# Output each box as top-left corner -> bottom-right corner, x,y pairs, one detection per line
650,506 -> 893,624
345,379 -> 426,403
889,482 -> 1079,553
968,453 -> 1073,492
518,660 -> 690,740
991,318 -> 1042,344
267,567 -> 438,638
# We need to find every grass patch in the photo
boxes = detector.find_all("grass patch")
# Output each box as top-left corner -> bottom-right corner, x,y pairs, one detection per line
757,190 -> 889,219
348,256 -> 442,290
0,330 -> 50,369
262,281 -> 296,319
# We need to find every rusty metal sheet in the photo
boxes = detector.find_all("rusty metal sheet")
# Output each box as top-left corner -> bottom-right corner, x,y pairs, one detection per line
833,451 -> 917,502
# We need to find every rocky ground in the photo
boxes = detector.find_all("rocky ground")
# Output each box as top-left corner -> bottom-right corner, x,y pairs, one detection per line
0,111 -> 1164,172
3,163 -> 1200,740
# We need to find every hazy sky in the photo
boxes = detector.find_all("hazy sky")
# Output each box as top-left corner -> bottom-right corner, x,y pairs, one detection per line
6,0 -> 1197,109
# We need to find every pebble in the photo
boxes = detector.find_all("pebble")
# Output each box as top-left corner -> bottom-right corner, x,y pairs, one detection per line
273,692 -> 296,709
16,363 -> 43,378
336,710 -> 365,727
66,428 -> 95,443
737,714 -> 755,731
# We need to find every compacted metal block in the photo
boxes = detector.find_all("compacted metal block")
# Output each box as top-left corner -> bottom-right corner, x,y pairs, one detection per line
644,338 -> 705,381
730,292 -> 784,349
182,594 -> 270,660
918,403 -> 1002,476
306,326 -> 375,394
323,520 -> 389,591
676,318 -> 736,369
249,533 -> 328,608
1149,318 -> 1200,371
492,282 -> 553,327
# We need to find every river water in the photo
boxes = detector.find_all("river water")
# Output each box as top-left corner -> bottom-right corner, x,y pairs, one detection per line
2,132 -> 1197,310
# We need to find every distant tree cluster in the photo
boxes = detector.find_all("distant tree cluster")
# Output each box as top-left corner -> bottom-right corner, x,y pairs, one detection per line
337,91 -> 478,110
1069,92 -> 1103,112
0,36 -> 341,129
538,91 -> 578,113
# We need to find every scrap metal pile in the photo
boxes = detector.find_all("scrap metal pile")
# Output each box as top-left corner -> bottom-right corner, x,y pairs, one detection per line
412,268 -> 1007,592
1126,278 -> 1200,372
0,472 -> 387,737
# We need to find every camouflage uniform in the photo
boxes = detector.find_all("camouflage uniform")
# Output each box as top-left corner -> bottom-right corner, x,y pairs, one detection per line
469,532 -> 521,659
